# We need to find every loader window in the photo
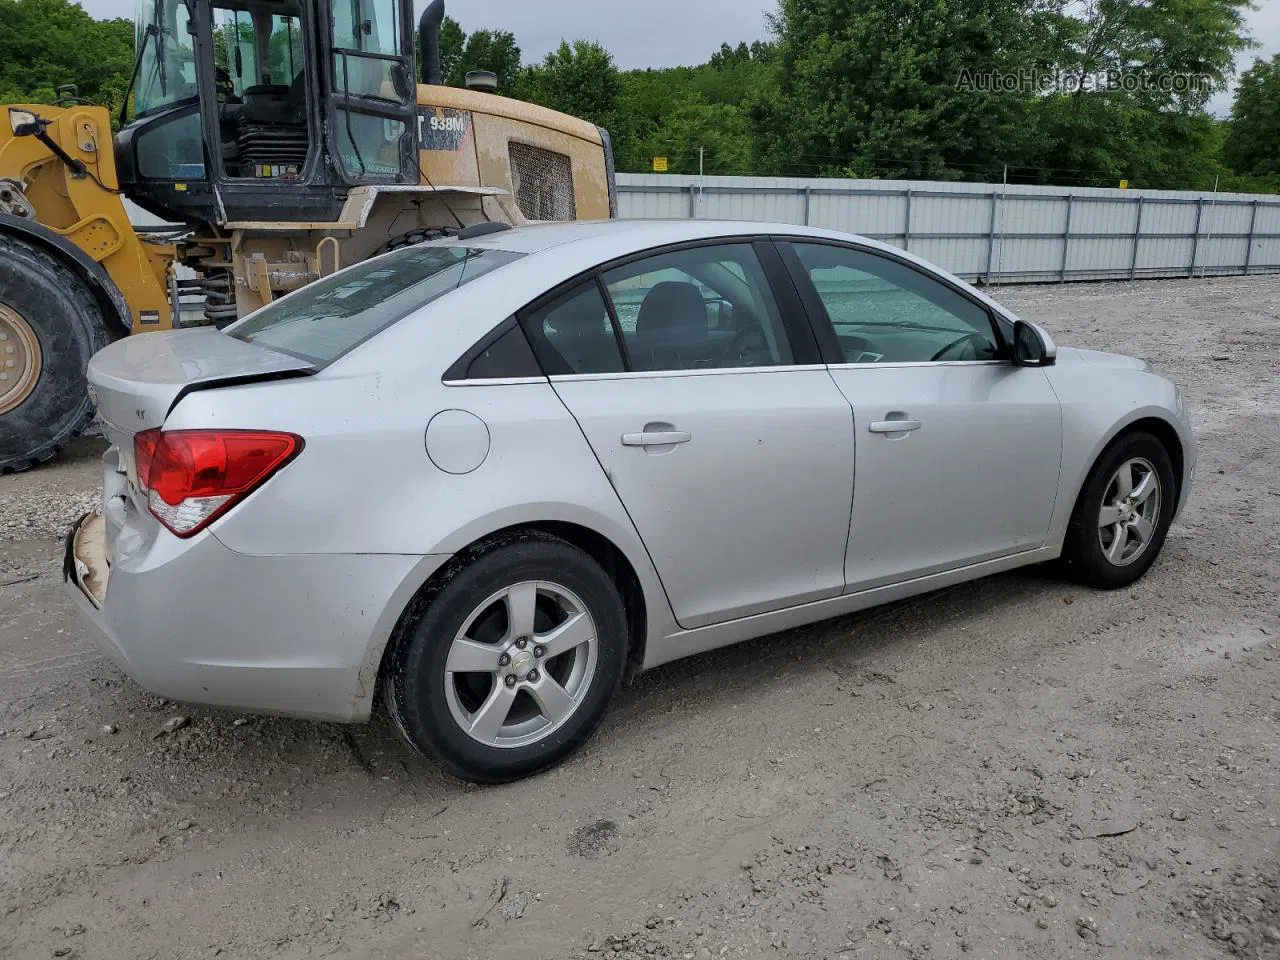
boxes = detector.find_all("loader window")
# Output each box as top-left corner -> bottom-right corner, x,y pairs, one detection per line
334,110 -> 407,178
134,0 -> 197,114
326,0 -> 414,183
214,10 -> 306,95
212,4 -> 312,179
331,0 -> 399,57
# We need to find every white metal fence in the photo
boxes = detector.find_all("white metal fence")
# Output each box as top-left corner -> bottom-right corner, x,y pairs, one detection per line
615,173 -> 1280,284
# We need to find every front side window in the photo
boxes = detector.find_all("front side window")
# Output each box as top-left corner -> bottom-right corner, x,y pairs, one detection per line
228,245 -> 522,366
789,243 -> 1000,364
601,244 -> 793,372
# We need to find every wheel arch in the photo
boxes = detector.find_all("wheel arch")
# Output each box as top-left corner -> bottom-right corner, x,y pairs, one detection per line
367,519 -> 652,718
1066,411 -> 1188,527
0,212 -> 131,339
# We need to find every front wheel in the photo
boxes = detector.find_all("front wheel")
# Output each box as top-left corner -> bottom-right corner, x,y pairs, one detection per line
1062,431 -> 1177,589
384,532 -> 628,783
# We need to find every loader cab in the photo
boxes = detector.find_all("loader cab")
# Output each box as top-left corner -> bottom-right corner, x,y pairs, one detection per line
116,0 -> 418,224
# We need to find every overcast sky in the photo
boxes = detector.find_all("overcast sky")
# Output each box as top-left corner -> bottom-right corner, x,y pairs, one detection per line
77,0 -> 1278,115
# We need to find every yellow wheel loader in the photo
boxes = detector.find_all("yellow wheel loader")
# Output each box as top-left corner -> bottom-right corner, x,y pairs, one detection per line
0,0 -> 615,471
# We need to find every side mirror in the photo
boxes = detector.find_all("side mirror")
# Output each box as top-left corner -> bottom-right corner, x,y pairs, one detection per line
1012,319 -> 1057,367
8,108 -> 40,137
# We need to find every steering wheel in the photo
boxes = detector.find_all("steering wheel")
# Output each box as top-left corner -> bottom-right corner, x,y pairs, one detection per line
930,332 -> 992,362
721,325 -> 773,367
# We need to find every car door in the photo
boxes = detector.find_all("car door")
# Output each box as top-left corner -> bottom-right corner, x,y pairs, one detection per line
778,240 -> 1063,593
522,240 -> 855,630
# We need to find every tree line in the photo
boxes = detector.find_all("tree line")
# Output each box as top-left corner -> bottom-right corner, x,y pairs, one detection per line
2,0 -> 1276,192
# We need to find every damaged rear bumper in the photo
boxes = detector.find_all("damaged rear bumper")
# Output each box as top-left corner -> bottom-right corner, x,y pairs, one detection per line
63,511 -> 446,722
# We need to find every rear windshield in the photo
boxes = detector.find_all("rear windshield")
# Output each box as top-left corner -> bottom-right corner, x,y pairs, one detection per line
226,245 -> 523,366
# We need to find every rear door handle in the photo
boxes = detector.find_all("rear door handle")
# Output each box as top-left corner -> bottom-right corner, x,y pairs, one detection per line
868,419 -> 922,433
621,430 -> 692,447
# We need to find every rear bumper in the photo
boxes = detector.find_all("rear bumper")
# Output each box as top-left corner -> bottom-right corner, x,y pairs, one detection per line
65,512 -> 447,722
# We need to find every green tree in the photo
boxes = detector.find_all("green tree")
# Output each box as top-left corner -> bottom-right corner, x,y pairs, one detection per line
1021,0 -> 1255,188
438,15 -> 465,83
1224,54 -> 1280,180
752,0 -> 1049,180
0,0 -> 133,107
449,28 -> 521,90
518,40 -> 621,128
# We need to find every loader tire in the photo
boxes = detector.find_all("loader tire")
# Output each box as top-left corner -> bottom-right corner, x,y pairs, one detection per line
0,235 -> 107,473
372,227 -> 451,255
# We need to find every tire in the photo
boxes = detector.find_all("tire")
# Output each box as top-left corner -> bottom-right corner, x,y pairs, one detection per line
384,531 -> 628,783
372,227 -> 451,256
0,235 -> 107,473
1062,431 -> 1177,589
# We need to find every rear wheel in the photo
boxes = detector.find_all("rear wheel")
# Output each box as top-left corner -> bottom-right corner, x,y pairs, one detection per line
0,236 -> 107,472
1062,431 -> 1176,589
384,532 -> 628,783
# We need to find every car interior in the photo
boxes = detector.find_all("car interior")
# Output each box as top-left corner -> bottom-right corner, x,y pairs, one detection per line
539,249 -> 792,374
792,243 -> 1001,364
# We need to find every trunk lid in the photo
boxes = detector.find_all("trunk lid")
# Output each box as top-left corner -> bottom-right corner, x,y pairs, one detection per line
88,328 -> 314,441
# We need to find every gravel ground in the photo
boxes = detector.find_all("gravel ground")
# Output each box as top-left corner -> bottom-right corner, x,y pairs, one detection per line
1,275 -> 1278,960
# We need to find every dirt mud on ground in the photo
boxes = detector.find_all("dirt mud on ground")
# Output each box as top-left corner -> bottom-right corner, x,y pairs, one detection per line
1,276 -> 1278,959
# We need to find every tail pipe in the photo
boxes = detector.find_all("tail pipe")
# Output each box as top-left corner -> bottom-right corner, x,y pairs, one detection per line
419,0 -> 444,85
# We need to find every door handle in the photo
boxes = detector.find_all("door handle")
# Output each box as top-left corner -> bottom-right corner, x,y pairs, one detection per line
868,419 -> 922,433
621,430 -> 692,447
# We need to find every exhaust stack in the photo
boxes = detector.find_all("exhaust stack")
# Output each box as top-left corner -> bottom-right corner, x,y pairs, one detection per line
419,0 -> 444,85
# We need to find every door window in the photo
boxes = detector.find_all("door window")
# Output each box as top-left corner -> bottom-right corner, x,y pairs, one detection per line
331,0 -> 399,56
789,243 -> 1000,364
601,244 -> 793,372
331,0 -> 402,98
333,110 -> 406,177
214,10 -> 305,94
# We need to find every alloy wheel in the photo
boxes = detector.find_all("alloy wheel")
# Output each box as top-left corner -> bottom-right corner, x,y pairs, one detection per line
1097,456 -> 1162,567
443,581 -> 598,748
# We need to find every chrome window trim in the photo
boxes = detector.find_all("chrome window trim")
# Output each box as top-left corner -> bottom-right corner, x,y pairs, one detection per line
825,360 -> 1010,371
453,361 -> 1009,384
546,363 -> 830,383
442,376 -> 549,387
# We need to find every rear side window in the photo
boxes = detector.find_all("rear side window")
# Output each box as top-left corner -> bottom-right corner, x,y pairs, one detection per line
228,245 -> 523,366
524,282 -> 626,375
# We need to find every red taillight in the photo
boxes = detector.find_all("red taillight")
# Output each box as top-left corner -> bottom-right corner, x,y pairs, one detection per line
133,429 -> 302,537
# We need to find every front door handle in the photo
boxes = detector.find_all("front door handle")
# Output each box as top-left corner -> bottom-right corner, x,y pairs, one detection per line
621,430 -> 692,447
868,419 -> 922,433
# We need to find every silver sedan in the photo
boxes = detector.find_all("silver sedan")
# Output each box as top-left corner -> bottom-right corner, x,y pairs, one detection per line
67,220 -> 1195,782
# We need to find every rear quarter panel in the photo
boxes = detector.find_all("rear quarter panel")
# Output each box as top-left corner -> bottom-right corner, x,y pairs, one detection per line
164,372 -> 675,648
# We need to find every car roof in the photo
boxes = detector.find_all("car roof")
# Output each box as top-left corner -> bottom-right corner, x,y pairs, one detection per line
445,219 -> 862,256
